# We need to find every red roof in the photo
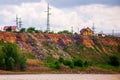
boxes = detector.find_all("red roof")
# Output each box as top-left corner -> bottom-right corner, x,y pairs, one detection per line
3,26 -> 18,31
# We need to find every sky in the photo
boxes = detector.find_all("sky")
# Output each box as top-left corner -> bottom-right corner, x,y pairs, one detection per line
0,0 -> 120,33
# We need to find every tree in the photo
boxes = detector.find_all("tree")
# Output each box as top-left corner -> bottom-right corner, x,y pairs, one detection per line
6,27 -> 12,32
58,30 -> 72,34
27,27 -> 35,33
19,54 -> 27,70
20,28 -> 26,32
0,50 -> 6,69
1,43 -> 27,70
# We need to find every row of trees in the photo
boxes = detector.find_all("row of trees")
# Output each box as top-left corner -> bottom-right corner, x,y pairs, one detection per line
12,27 -> 73,34
19,27 -> 73,34
0,42 -> 27,71
4,26 -> 76,34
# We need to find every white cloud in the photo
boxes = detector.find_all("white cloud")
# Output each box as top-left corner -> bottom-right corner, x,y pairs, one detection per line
0,0 -> 120,33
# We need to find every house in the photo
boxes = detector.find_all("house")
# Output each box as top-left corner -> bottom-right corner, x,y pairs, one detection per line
3,26 -> 18,31
96,33 -> 106,37
80,27 -> 93,35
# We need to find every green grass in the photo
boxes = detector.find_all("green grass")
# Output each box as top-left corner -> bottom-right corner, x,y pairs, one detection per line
22,52 -> 35,59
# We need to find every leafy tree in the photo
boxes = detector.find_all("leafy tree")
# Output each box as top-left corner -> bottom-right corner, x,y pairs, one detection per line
7,57 -> 15,70
58,30 -> 72,34
19,54 -> 27,70
27,27 -> 35,33
1,43 -> 27,70
6,27 -> 12,32
0,50 -> 6,69
20,28 -> 26,32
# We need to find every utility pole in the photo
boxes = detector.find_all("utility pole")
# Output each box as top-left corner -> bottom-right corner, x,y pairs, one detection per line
18,18 -> 22,29
46,3 -> 51,33
112,29 -> 114,36
78,27 -> 79,34
92,23 -> 95,34
71,26 -> 73,34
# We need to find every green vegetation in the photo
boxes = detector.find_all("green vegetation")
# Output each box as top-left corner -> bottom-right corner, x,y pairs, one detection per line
117,45 -> 120,52
19,28 -> 26,32
58,30 -> 72,34
27,27 -> 35,33
26,27 -> 43,33
44,56 -> 61,69
6,27 -> 12,32
0,42 -> 27,71
108,55 -> 120,66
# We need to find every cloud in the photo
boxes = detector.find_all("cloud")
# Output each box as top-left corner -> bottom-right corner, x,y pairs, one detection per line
0,0 -> 120,33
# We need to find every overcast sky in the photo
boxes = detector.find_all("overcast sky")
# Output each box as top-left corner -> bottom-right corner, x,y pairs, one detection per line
0,0 -> 120,33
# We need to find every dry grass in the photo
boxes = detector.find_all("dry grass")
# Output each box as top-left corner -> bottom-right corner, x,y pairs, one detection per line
27,59 -> 43,66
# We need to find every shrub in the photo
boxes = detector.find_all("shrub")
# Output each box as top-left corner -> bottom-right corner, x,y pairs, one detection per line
73,58 -> 84,67
18,54 -> 27,71
54,61 -> 61,69
45,61 -> 61,69
58,57 -> 64,63
108,55 -> 120,66
62,59 -> 74,68
118,45 -> 120,52
0,43 -> 27,71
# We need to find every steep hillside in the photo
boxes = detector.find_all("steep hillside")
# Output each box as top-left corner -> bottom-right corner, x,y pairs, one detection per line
0,32 -> 120,73
0,32 -> 120,60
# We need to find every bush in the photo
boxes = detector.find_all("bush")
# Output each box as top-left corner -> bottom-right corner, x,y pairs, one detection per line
0,43 -> 27,71
73,58 -> 84,67
45,61 -> 61,69
0,50 -> 6,69
54,61 -> 61,69
18,54 -> 27,70
118,45 -> 120,52
58,57 -> 64,63
108,55 -> 120,66
58,58 -> 74,68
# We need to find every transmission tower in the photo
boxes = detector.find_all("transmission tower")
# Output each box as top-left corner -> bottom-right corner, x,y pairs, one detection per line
112,29 -> 114,36
46,4 -> 51,32
16,15 -> 19,27
18,18 -> 22,29
92,23 -> 95,34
